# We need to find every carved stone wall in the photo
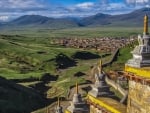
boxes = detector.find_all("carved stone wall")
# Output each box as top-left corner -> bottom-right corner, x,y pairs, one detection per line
127,80 -> 150,113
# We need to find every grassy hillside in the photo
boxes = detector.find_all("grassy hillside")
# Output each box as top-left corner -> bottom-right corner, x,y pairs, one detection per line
0,26 -> 142,79
0,35 -> 79,79
0,27 -> 139,113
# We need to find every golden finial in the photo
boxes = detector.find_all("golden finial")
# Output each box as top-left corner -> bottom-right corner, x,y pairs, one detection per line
144,14 -> 149,34
46,106 -> 49,113
98,59 -> 102,73
58,97 -> 60,107
99,59 -> 102,67
76,82 -> 78,94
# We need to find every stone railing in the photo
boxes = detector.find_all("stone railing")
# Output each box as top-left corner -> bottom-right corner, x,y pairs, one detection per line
105,74 -> 128,104
105,75 -> 127,97
103,48 -> 119,67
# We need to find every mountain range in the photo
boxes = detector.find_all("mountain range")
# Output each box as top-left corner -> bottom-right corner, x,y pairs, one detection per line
1,8 -> 150,29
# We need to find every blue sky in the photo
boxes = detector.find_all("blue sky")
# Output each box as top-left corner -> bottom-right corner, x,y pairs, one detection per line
0,0 -> 149,21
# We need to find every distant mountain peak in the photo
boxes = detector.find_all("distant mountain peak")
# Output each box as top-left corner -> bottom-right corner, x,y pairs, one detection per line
141,7 -> 150,11
8,15 -> 80,28
1,7 -> 150,29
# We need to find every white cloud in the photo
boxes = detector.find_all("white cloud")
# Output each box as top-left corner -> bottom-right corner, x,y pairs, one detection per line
76,2 -> 94,9
108,3 -> 126,10
0,0 -> 48,21
136,0 -> 149,3
0,0 -> 44,8
0,16 -> 9,21
0,0 -> 148,20
126,0 -> 150,4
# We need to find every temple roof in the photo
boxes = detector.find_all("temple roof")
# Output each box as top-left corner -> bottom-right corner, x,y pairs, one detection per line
87,94 -> 126,113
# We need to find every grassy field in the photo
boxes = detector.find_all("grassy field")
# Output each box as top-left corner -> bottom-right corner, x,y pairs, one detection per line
0,27 -> 143,38
0,37 -> 102,79
0,26 -> 139,112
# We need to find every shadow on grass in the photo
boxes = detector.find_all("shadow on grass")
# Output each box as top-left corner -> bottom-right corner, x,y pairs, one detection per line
0,77 -> 48,113
72,51 -> 100,60
40,73 -> 58,83
55,53 -> 77,69
0,73 -> 59,113
74,72 -> 85,77
12,73 -> 58,83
